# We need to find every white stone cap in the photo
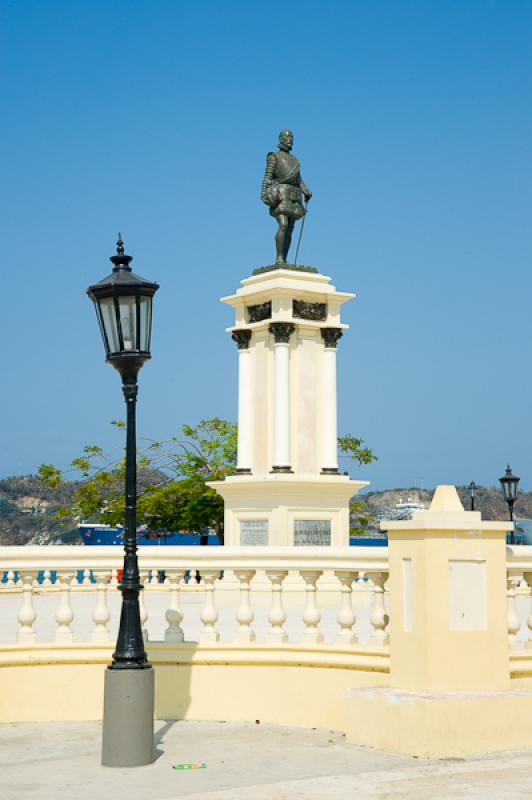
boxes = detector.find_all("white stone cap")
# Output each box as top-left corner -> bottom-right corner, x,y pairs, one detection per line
208,475 -> 368,498
221,268 -> 355,307
225,320 -> 350,334
382,484 -> 513,533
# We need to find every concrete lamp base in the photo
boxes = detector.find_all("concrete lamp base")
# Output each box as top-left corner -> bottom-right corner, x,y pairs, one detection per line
101,666 -> 155,767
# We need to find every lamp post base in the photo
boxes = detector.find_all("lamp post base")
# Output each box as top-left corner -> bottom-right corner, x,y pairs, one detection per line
102,666 -> 155,767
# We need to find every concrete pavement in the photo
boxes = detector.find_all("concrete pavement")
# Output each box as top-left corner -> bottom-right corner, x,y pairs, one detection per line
2,720 -> 532,800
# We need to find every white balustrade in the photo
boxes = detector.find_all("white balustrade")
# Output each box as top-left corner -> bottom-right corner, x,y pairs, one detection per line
234,569 -> 256,643
524,572 -> 532,649
164,571 -> 185,643
0,545 -> 390,651
199,570 -> 220,643
507,573 -> 522,650
266,570 -> 288,643
334,570 -> 357,645
301,570 -> 323,644
368,572 -> 389,647
55,572 -> 74,643
17,573 -> 37,644
139,571 -> 149,642
42,570 -> 52,587
91,571 -> 111,643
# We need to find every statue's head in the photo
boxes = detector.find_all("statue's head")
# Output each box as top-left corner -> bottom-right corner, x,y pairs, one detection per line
278,129 -> 294,152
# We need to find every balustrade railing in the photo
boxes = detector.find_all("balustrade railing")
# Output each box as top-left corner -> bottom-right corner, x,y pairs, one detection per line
506,545 -> 532,651
0,546 -> 389,651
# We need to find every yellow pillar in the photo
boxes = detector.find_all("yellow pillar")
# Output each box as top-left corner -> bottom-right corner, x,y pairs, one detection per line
388,484 -> 510,692
346,485 -> 532,757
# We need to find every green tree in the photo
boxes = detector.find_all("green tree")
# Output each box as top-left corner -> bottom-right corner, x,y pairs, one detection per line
39,421 -> 375,543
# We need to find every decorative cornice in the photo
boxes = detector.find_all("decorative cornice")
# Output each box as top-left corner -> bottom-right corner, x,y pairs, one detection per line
293,300 -> 327,321
269,322 -> 295,344
247,301 -> 272,323
231,329 -> 252,350
321,328 -> 343,348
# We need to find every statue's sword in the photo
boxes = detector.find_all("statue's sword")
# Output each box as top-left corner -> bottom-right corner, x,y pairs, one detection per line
294,200 -> 308,265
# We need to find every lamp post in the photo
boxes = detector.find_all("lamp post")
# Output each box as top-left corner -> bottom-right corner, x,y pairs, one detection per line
87,235 -> 159,767
499,465 -> 520,546
468,481 -> 477,512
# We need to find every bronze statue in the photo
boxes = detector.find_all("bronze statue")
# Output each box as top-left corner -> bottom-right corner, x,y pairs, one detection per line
261,130 -> 312,264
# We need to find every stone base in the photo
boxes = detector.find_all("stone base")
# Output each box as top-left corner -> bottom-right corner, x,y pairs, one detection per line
208,474 -> 368,547
102,666 -> 154,767
346,687 -> 532,758
252,263 -> 318,276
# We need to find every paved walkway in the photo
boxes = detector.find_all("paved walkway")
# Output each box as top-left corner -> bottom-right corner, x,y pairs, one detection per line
2,720 -> 532,800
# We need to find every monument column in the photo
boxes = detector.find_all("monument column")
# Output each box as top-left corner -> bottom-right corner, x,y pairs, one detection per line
269,322 -> 295,473
320,328 -> 343,474
232,330 -> 252,474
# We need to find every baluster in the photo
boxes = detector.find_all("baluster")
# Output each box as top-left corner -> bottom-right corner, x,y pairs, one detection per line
55,572 -> 74,643
199,570 -> 220,643
91,571 -> 111,643
149,569 -> 159,586
42,569 -> 52,587
524,572 -> 532,649
235,569 -> 256,643
70,573 -> 79,587
164,571 -> 185,643
82,569 -> 92,586
507,573 -> 521,650
368,572 -> 389,647
6,570 -> 15,588
334,570 -> 357,644
110,568 -> 118,587
17,572 -> 37,644
266,570 -> 288,643
139,571 -> 149,641
301,570 -> 323,644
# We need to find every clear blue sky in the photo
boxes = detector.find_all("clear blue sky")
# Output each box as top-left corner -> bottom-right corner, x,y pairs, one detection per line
2,0 -> 531,491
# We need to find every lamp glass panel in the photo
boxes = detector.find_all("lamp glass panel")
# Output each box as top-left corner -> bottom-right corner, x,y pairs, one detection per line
119,296 -> 137,351
98,298 -> 120,353
508,479 -> 519,500
139,296 -> 152,352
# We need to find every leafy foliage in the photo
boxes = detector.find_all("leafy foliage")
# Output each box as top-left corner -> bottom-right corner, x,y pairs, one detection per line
38,419 -> 376,541
337,435 -> 377,466
38,418 -> 237,542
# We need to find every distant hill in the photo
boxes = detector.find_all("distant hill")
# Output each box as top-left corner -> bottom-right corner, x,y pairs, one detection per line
0,474 -> 77,545
362,486 -> 532,528
0,475 -> 530,545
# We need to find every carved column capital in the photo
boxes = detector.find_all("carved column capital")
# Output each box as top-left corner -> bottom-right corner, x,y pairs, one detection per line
321,328 -> 343,349
269,322 -> 295,344
232,329 -> 252,350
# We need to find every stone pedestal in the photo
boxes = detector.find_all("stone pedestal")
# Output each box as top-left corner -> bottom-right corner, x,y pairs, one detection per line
346,485 -> 524,757
210,266 -> 367,547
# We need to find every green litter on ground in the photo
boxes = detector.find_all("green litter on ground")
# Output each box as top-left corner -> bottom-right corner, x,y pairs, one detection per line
173,763 -> 207,770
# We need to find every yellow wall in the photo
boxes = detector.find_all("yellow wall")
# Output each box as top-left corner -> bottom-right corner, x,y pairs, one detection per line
0,644 -> 389,726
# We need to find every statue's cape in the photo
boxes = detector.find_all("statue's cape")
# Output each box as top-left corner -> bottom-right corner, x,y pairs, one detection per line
271,151 -> 300,185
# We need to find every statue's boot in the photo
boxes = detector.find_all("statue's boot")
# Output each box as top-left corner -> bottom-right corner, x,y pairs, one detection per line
275,229 -> 287,264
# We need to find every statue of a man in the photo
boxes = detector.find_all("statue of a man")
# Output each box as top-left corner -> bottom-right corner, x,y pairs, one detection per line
261,129 -> 312,264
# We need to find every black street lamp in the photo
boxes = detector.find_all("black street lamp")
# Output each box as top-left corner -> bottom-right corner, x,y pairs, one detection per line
499,465 -> 520,545
87,235 -> 159,767
468,481 -> 478,512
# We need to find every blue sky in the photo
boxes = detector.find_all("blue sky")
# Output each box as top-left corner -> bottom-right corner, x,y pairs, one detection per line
1,0 -> 531,491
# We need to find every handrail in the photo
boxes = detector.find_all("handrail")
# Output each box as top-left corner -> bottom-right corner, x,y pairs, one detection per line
0,545 -> 388,574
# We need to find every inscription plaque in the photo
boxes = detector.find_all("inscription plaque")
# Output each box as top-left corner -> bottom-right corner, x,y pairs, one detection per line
240,519 -> 269,546
294,519 -> 331,546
